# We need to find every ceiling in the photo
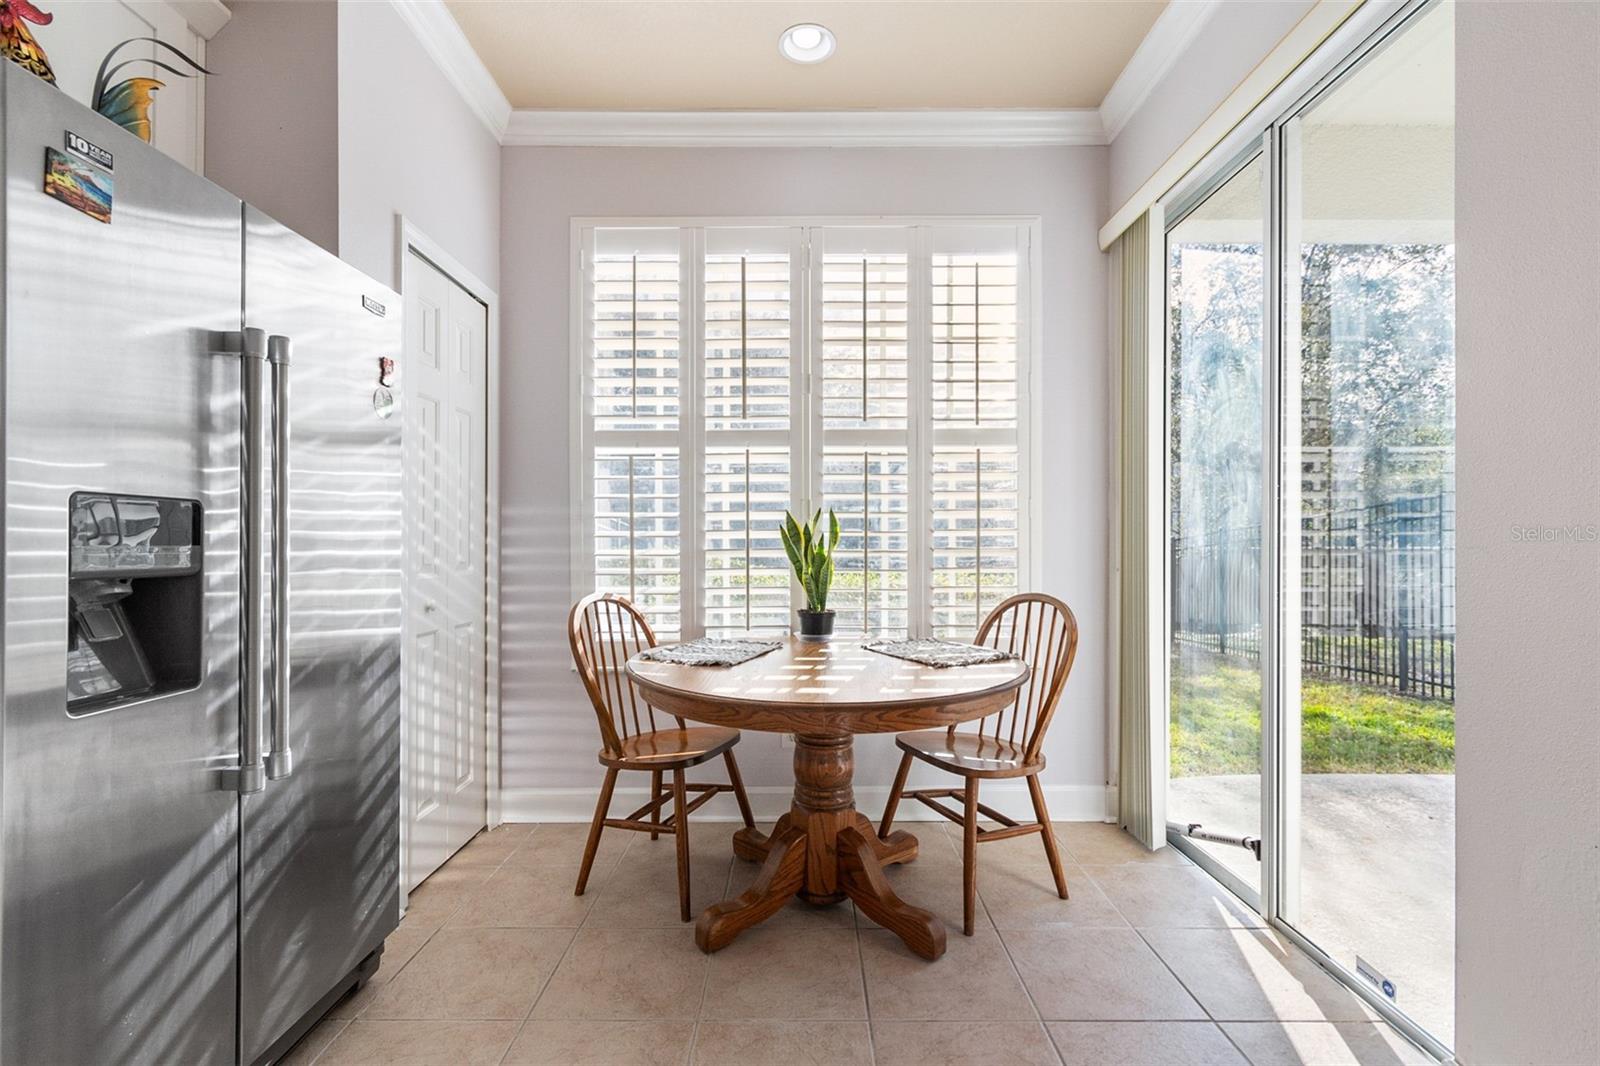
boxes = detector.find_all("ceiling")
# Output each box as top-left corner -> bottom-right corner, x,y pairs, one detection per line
444,1 -> 1167,111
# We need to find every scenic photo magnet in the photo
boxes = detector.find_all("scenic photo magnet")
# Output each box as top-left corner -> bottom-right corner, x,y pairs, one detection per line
43,146 -> 112,223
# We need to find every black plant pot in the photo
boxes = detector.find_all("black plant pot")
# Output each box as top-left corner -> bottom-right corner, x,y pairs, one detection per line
796,609 -> 836,642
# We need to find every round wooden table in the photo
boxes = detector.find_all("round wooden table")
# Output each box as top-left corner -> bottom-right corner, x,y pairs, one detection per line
626,636 -> 1029,960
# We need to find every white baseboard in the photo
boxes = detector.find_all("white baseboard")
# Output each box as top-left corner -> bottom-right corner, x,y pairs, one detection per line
500,783 -> 1110,824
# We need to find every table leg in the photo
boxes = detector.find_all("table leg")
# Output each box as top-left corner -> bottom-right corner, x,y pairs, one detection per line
695,825 -> 805,953
838,825 -> 946,961
701,732 -> 948,960
731,811 -> 790,863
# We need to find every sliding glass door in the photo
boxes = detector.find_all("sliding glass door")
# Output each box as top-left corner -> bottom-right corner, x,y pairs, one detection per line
1279,0 -> 1456,1045
1162,0 -> 1455,1053
1166,153 -> 1266,898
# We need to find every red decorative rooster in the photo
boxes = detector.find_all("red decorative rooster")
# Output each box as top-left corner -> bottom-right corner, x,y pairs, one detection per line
0,0 -> 54,84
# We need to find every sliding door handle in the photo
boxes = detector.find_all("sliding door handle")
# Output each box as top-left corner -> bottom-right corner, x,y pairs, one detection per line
265,334 -> 294,781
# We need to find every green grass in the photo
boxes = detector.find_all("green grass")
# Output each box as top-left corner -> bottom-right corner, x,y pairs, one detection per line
1170,651 -> 1455,777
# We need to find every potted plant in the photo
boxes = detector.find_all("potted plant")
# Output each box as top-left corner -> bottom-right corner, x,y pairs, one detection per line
780,508 -> 839,641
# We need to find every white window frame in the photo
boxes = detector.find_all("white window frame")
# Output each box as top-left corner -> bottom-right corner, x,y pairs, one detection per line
569,215 -> 1044,641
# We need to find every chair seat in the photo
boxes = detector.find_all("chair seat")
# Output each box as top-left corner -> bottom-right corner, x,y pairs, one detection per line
601,726 -> 741,769
896,730 -> 1043,779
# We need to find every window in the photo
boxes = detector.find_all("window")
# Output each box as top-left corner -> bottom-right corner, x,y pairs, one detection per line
576,220 -> 1034,641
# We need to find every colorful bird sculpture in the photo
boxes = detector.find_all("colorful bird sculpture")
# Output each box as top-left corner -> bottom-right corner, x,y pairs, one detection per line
92,36 -> 212,142
1,0 -> 55,84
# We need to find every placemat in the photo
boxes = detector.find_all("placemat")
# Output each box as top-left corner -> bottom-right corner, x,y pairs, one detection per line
862,638 -> 1016,668
638,637 -> 784,667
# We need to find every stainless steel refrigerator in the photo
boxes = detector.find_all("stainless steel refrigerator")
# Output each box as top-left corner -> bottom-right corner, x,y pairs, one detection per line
0,64 -> 402,1064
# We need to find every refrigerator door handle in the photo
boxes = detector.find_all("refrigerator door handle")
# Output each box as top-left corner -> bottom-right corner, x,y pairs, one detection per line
229,326 -> 269,794
265,334 -> 294,781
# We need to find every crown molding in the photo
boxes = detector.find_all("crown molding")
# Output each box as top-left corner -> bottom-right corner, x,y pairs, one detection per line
389,0 -> 512,140
388,0 -> 1210,149
501,109 -> 1107,148
1099,0 -> 1224,142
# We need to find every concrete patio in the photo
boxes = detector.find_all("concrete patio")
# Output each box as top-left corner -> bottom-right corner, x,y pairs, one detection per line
1168,774 -> 1455,1046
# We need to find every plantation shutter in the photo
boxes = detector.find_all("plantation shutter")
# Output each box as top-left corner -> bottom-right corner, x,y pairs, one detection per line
579,221 -> 1031,642
928,226 -> 1027,638
820,246 -> 910,429
591,234 -> 681,432
702,229 -> 800,636
822,448 -> 912,636
814,228 -> 915,637
586,229 -> 683,637
930,446 -> 1021,638
592,449 -> 681,636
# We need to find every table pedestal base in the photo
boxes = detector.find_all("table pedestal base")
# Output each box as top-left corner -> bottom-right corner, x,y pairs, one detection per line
693,733 -> 948,960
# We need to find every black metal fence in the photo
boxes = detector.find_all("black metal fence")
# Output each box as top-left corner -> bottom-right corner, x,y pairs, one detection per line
1173,492 -> 1456,700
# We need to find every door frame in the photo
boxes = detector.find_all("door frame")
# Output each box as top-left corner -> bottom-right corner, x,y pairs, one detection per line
394,216 -> 502,900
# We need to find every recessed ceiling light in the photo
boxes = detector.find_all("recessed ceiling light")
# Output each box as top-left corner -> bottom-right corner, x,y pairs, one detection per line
779,23 -> 836,64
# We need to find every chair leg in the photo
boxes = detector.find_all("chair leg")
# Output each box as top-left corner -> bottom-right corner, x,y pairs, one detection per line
1027,773 -> 1070,899
649,770 -> 663,841
723,749 -> 756,829
672,768 -> 691,922
880,750 -> 914,839
962,778 -> 980,936
576,767 -> 618,896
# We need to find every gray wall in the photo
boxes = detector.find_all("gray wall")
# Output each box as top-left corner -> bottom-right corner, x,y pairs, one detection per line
497,145 -> 1110,817
1107,0 -> 1315,214
204,1 -> 500,292
205,0 -> 340,253
1455,3 -> 1600,1063
337,0 -> 500,291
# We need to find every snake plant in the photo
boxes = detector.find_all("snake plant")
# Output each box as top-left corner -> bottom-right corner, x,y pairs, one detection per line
780,508 -> 840,613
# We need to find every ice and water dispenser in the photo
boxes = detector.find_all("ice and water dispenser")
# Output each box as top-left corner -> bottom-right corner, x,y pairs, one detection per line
66,493 -> 203,713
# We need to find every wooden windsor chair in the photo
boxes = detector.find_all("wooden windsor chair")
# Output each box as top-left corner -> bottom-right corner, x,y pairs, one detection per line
878,593 -> 1080,935
568,593 -> 756,921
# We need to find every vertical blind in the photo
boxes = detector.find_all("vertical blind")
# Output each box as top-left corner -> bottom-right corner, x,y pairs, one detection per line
1115,212 -> 1166,849
581,222 -> 1031,640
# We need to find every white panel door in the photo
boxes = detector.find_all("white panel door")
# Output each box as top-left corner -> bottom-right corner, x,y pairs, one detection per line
404,251 -> 488,890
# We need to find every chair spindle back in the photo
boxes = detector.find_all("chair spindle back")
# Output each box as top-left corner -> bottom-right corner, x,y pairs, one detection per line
962,593 -> 1079,761
568,593 -> 680,755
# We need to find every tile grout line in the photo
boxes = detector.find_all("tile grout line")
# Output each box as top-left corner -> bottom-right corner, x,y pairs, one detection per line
344,822 -> 1311,1065
947,815 -> 1064,1064
1093,845 -> 1408,1063
295,1017 -> 350,1066
855,920 -> 877,1066
1006,841 -> 1217,1062
689,904 -> 716,1066
987,911 -> 1062,1066
1127,921 -> 1258,1058
686,821 -> 747,1064
313,823 -> 528,1062
493,823 -> 588,1066
507,919 -> 584,1064
688,824 -> 738,1066
1079,844 -> 1219,1027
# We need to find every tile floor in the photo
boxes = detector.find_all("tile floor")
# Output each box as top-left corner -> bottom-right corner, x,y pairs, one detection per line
283,820 -> 1433,1066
